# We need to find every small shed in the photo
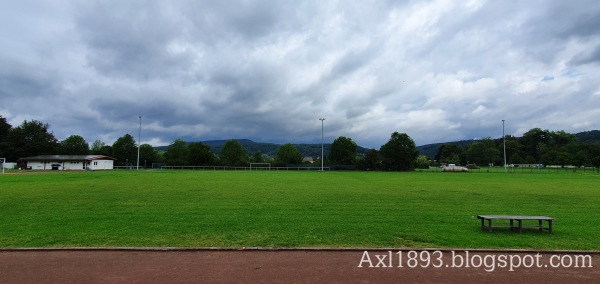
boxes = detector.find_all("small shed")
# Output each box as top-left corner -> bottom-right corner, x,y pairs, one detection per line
19,155 -> 117,170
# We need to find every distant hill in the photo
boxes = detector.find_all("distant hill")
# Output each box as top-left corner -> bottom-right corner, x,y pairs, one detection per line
155,139 -> 371,157
416,130 -> 600,158
575,130 -> 600,143
416,139 -> 477,159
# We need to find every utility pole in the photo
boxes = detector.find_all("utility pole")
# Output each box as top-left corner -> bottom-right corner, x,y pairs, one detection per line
137,115 -> 141,170
319,118 -> 325,171
503,119 -> 507,173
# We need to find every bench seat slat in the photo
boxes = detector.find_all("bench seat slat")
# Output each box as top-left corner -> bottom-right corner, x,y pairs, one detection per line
477,215 -> 554,220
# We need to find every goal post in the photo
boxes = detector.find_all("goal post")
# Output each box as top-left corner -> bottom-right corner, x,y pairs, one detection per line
1,158 -> 5,174
152,163 -> 167,169
249,163 -> 271,171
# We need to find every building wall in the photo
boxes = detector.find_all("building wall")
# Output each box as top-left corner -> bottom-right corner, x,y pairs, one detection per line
26,160 -> 114,170
90,160 -> 114,170
27,161 -> 51,170
1,162 -> 17,169
63,161 -> 87,170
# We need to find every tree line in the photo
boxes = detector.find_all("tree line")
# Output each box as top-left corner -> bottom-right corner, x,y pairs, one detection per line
3,116 -> 598,170
433,128 -> 600,168
0,116 -> 421,170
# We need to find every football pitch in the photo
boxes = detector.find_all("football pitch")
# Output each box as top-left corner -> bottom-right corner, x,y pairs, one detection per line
1,170 -> 599,250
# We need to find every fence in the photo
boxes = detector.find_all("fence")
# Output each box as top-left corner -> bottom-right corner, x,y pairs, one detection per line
114,166 -> 331,171
418,166 -> 600,174
159,166 -> 330,171
115,165 -> 599,174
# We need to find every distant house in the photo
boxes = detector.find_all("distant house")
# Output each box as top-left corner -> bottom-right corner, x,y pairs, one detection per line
19,155 -> 117,170
302,156 -> 315,163
442,164 -> 469,172
513,164 -> 544,168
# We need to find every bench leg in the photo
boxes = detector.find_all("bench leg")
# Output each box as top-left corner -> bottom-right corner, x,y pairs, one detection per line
488,219 -> 492,233
539,220 -> 543,232
518,220 -> 522,233
510,219 -> 514,230
548,220 -> 552,234
481,218 -> 485,231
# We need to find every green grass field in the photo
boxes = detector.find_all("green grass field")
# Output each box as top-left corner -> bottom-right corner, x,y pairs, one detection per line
1,170 -> 599,250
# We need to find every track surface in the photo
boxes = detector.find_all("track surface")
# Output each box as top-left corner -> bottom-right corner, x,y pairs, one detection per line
1,249 -> 599,283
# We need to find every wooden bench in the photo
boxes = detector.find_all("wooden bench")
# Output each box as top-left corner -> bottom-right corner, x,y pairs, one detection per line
477,215 -> 554,234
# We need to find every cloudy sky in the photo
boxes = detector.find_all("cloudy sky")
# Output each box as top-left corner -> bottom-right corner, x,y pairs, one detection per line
1,0 -> 599,148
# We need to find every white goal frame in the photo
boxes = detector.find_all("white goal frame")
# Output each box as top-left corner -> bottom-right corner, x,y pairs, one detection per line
152,163 -> 167,169
250,163 -> 271,171
1,158 -> 5,174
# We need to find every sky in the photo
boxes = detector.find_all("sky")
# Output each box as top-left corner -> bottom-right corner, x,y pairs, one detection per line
1,0 -> 599,149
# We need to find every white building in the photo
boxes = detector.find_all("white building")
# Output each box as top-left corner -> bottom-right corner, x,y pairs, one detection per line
19,155 -> 116,170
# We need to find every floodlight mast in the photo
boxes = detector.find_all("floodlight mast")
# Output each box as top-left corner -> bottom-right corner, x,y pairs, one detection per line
137,115 -> 141,170
319,118 -> 325,171
503,119 -> 507,173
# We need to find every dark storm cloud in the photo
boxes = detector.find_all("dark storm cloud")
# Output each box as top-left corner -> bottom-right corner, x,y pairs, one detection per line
1,0 -> 599,149
74,1 -> 194,80
553,3 -> 600,39
0,58 -> 61,100
185,0 -> 299,40
515,1 -> 600,64
570,45 -> 600,66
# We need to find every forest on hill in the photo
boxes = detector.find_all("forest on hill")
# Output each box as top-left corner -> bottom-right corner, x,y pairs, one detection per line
416,130 -> 600,159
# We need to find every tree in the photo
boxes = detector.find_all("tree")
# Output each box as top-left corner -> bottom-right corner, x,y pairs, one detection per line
548,130 -> 576,148
588,142 -> 600,170
276,143 -> 303,164
501,136 -> 523,164
0,116 -> 10,139
219,140 -> 248,166
554,151 -> 571,167
188,142 -> 214,166
436,144 -> 465,165
250,151 -> 266,163
519,128 -> 550,161
164,139 -> 190,166
415,155 -> 431,169
59,135 -> 89,155
466,137 -> 500,166
509,152 -> 525,164
7,120 -> 58,160
112,134 -> 137,166
379,132 -> 419,171
155,151 -> 166,165
329,136 -> 358,164
91,140 -> 113,156
139,144 -> 159,167
433,144 -> 445,162
0,116 -> 12,159
358,149 -> 381,171
539,147 -> 557,166
91,140 -> 106,152
564,142 -> 585,167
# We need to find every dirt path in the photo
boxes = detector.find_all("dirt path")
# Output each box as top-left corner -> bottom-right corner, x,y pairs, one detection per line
1,249 -> 599,283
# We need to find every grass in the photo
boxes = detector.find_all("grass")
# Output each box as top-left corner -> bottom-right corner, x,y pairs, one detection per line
1,170 -> 599,250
